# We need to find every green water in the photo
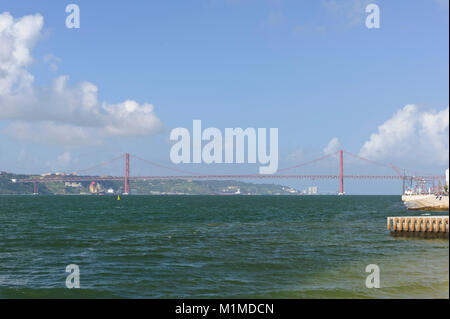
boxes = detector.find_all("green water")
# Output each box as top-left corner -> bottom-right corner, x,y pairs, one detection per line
0,195 -> 448,298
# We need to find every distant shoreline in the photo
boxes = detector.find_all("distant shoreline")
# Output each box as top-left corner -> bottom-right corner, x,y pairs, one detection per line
0,193 -> 403,196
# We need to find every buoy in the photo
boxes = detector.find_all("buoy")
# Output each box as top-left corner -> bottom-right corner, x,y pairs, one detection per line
117,195 -> 120,201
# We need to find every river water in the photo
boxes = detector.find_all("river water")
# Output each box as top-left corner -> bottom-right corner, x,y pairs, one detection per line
0,195 -> 448,298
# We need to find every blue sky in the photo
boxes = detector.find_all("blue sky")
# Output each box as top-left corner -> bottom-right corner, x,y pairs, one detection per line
0,0 -> 448,194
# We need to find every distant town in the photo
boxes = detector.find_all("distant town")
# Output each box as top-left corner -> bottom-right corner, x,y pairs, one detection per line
0,171 -> 327,196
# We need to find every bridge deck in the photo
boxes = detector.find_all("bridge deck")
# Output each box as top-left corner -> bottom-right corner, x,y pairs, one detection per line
16,174 -> 416,183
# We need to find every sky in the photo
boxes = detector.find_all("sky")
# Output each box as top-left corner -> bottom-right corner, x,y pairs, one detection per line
0,0 -> 448,194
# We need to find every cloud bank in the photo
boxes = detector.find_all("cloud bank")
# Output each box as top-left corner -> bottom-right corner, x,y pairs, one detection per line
323,137 -> 341,155
359,104 -> 449,166
0,12 -> 163,146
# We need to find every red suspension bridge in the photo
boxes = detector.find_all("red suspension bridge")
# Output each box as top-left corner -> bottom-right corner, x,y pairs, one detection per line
16,150 -> 445,195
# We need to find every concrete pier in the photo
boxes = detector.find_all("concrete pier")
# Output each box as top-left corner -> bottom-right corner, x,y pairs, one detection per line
387,216 -> 449,238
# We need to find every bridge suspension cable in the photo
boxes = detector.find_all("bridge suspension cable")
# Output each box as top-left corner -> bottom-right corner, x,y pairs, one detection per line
74,154 -> 125,175
277,151 -> 340,173
130,154 -> 204,176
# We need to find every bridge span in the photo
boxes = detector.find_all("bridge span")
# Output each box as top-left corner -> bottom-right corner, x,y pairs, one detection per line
15,150 -> 445,195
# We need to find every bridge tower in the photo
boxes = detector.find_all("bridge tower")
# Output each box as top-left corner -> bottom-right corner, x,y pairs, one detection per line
124,153 -> 130,194
339,150 -> 344,195
33,180 -> 38,195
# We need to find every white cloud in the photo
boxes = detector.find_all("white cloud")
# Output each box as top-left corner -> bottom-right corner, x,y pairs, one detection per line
359,104 -> 449,166
43,53 -> 61,72
45,152 -> 75,171
0,12 -> 163,146
5,121 -> 102,147
0,12 -> 42,94
323,137 -> 341,155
